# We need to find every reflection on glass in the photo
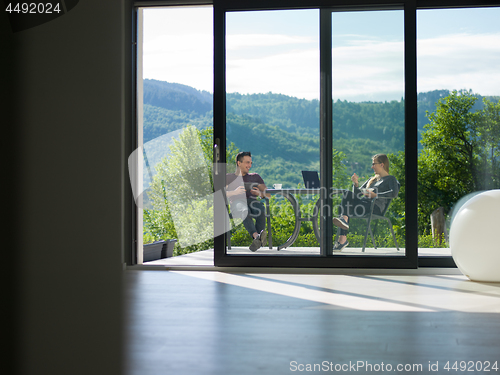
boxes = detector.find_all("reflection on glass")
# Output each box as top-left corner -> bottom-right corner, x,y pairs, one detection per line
417,8 -> 500,256
139,7 -> 215,260
225,9 -> 321,255
331,10 -> 406,256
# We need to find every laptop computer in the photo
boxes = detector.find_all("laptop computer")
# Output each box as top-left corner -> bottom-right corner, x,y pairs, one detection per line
301,171 -> 320,189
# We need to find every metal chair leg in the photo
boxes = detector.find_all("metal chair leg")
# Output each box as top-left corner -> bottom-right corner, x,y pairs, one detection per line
369,226 -> 376,249
387,218 -> 399,250
362,215 -> 373,252
265,198 -> 272,249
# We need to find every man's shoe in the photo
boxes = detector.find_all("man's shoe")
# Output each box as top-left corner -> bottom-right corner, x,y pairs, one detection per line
249,236 -> 261,252
332,240 -> 349,252
259,229 -> 267,248
333,216 -> 349,230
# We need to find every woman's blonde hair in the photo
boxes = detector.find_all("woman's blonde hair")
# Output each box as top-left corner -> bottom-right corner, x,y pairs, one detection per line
367,154 -> 390,187
373,153 -> 389,173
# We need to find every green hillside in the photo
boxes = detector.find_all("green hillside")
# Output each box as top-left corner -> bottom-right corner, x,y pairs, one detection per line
142,79 -> 496,187
143,105 -> 212,142
227,92 -> 319,136
144,79 -> 212,113
225,112 -> 320,186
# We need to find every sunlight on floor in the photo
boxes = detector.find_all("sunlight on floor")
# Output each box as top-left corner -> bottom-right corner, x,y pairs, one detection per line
173,271 -> 500,313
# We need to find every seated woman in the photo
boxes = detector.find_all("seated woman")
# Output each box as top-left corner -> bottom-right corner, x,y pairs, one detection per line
332,153 -> 399,252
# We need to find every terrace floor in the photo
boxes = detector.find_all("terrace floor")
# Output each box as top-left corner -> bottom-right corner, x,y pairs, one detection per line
143,247 -> 451,267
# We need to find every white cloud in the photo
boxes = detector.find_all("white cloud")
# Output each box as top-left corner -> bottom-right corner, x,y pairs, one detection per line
226,34 -> 315,49
226,38 -> 405,101
142,7 -> 214,92
332,41 -> 405,101
417,33 -> 500,95
142,17 -> 500,102
143,33 -> 214,93
226,48 -> 319,100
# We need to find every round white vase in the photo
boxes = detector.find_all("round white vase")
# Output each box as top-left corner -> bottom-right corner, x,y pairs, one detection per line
450,189 -> 500,282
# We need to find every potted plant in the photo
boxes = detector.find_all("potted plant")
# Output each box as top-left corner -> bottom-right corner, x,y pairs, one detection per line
143,239 -> 177,262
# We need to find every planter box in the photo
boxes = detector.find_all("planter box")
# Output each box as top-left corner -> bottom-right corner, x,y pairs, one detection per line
143,239 -> 177,262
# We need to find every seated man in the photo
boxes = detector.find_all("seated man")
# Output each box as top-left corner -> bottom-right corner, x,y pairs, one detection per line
226,151 -> 269,252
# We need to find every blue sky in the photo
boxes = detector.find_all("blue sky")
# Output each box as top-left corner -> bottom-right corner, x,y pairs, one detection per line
142,6 -> 500,102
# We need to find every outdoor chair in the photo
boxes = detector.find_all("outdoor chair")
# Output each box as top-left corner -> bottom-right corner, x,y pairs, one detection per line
359,196 -> 399,252
226,197 -> 272,250
336,191 -> 400,252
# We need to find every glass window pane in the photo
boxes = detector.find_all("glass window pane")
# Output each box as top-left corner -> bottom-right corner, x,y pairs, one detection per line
417,7 -> 500,256
225,9 -> 321,255
332,10 -> 406,256
137,7 -> 215,263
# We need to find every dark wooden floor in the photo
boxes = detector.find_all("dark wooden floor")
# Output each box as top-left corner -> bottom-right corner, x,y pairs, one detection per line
125,270 -> 500,375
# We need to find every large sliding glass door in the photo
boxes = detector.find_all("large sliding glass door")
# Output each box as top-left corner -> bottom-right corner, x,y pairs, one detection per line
213,0 -> 417,268
416,6 -> 500,266
331,9 -> 406,258
131,0 -> 499,269
224,9 -> 321,257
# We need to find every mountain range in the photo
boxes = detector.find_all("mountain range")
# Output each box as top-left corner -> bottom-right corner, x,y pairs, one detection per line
142,79 -> 498,187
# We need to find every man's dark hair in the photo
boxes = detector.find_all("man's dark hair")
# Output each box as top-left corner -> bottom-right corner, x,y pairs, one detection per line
236,151 -> 251,164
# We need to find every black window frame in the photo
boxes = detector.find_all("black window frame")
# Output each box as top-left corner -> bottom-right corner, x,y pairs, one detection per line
213,0 -> 417,268
131,0 -> 500,268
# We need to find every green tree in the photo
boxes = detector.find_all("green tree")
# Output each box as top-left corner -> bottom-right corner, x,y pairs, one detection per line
418,90 -> 500,234
147,125 -> 214,251
478,98 -> 500,189
332,149 -> 350,190
144,125 -> 239,255
386,151 -> 405,240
